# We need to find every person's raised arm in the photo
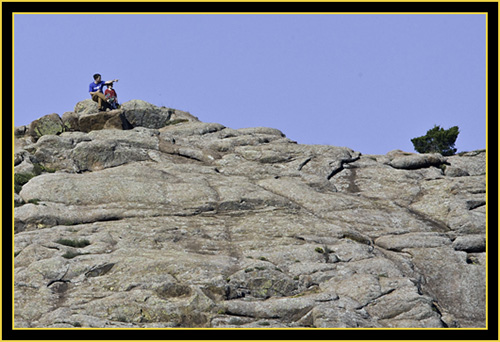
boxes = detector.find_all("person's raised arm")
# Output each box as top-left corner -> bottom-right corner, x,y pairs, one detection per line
105,79 -> 119,85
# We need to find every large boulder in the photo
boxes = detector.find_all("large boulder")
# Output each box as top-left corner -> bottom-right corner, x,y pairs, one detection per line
73,99 -> 199,131
385,150 -> 446,170
27,128 -> 159,173
121,100 -> 174,129
61,112 -> 80,132
78,109 -> 129,133
74,99 -> 99,115
28,113 -> 64,141
409,247 -> 486,327
445,150 -> 486,176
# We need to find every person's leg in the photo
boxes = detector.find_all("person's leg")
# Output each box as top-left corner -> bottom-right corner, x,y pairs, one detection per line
110,98 -> 117,109
92,93 -> 108,110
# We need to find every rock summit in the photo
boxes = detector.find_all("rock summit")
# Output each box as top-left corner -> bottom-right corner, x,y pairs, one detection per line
14,100 -> 487,328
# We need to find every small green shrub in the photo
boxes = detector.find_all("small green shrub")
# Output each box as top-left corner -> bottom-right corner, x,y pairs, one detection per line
55,238 -> 91,248
165,119 -> 188,126
33,163 -> 56,174
14,173 -> 35,193
14,163 -> 56,195
14,200 -> 25,207
315,247 -> 325,254
62,250 -> 83,259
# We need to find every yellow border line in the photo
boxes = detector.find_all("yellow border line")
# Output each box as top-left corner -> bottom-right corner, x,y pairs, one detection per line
2,0 -> 485,1
14,12 -> 490,14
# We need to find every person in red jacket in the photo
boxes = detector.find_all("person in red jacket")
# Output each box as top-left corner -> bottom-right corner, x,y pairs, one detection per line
104,82 -> 119,109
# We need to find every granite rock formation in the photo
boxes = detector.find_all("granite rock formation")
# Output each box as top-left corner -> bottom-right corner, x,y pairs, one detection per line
13,100 -> 487,328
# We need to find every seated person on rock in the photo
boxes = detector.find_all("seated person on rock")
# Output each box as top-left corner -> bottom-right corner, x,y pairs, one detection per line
89,73 -> 119,111
105,82 -> 119,109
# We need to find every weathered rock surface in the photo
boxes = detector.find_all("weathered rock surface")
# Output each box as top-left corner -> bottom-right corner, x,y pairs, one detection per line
13,100 -> 487,328
29,113 -> 65,141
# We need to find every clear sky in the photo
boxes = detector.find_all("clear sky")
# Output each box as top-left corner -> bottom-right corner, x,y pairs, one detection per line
14,13 -> 486,155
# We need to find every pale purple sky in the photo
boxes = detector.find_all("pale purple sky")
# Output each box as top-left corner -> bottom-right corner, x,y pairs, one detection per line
14,14 -> 486,155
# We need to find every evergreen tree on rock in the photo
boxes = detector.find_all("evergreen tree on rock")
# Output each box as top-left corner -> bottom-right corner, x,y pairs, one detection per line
411,125 -> 460,156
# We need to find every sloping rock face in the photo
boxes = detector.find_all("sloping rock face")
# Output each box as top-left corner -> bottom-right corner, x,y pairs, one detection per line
13,101 -> 487,328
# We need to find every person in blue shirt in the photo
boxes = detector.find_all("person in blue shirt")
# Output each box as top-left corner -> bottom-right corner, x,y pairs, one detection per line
89,73 -> 119,111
